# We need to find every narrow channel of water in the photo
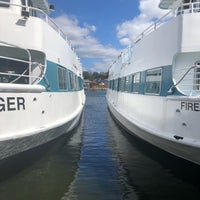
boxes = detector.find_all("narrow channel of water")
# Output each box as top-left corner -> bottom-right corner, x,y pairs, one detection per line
0,90 -> 200,200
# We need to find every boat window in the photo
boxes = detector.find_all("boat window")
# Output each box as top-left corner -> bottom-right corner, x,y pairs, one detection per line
69,71 -> 77,91
132,72 -> 140,93
124,76 -> 129,92
0,46 -> 31,84
76,75 -> 79,90
183,0 -> 191,10
114,79 -> 119,91
108,80 -> 111,89
0,58 -> 29,84
111,80 -> 114,90
78,77 -> 83,90
193,0 -> 200,12
193,61 -> 200,90
120,77 -> 125,92
21,0 -> 26,7
128,75 -> 132,92
176,0 -> 200,14
58,66 -> 67,90
0,0 -> 10,7
145,68 -> 162,95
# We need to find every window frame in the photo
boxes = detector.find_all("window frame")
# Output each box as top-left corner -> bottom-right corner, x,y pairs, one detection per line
132,72 -> 141,93
57,66 -> 67,90
144,68 -> 162,95
0,0 -> 10,8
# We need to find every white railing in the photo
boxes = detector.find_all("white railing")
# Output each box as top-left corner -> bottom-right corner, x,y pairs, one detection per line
0,1 -> 71,45
134,1 -> 200,44
175,1 -> 200,15
172,64 -> 200,96
134,10 -> 173,44
0,55 -> 46,85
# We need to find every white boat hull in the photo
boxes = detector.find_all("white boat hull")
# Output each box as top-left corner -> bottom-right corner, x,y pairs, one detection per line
107,1 -> 200,165
0,89 -> 85,160
107,99 -> 200,165
0,109 -> 82,160
0,1 -> 85,160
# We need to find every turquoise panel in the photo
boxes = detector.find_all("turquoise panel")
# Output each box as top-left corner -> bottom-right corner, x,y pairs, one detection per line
39,60 -> 84,92
108,65 -> 183,97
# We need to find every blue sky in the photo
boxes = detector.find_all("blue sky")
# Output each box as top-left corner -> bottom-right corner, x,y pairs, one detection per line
48,0 -> 168,72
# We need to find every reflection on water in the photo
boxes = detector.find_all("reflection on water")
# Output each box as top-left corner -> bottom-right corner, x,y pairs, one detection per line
107,111 -> 200,200
62,90 -> 137,200
0,115 -> 84,200
0,90 -> 200,200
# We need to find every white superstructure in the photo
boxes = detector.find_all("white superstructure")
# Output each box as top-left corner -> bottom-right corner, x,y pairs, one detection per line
0,0 -> 85,160
107,0 -> 200,165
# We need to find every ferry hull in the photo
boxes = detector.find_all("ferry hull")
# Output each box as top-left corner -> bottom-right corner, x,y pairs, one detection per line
107,1 -> 200,165
0,103 -> 83,160
107,100 -> 200,165
0,1 -> 85,161
0,88 -> 85,160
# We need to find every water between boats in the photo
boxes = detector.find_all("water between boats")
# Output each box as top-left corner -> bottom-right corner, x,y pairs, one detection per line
0,90 -> 199,200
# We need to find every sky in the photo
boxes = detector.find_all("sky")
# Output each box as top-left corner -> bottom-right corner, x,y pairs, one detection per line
48,0 -> 168,72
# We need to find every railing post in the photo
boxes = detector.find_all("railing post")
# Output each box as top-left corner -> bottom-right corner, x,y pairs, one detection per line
45,15 -> 48,24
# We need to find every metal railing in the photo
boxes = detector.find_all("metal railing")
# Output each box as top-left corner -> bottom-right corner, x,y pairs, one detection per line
134,1 -> 200,44
134,10 -> 173,44
0,1 -> 71,46
171,64 -> 200,96
176,1 -> 200,15
0,55 -> 46,85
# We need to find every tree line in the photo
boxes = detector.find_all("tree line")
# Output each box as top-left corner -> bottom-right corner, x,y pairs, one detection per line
83,71 -> 108,80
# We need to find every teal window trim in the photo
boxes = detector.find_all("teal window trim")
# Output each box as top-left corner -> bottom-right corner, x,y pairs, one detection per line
108,66 -> 181,96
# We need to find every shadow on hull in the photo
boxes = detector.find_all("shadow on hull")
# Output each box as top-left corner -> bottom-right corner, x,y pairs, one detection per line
107,107 -> 200,189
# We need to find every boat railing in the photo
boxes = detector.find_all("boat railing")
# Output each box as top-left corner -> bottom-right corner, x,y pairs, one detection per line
171,64 -> 200,96
134,10 -> 173,44
0,55 -> 46,85
0,1 -> 71,47
175,1 -> 200,15
134,1 -> 200,44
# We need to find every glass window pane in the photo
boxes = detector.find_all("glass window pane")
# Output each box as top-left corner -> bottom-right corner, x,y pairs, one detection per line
132,72 -> 140,93
145,68 -> 162,94
0,0 -> 10,7
58,66 -> 67,90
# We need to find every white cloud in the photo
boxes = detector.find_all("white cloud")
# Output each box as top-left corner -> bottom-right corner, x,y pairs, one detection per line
53,14 -> 120,71
52,0 -> 169,71
116,0 -> 168,46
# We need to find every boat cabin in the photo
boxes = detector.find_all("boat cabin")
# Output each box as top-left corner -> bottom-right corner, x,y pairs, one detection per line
160,0 -> 200,14
0,0 -> 53,85
0,0 -> 50,14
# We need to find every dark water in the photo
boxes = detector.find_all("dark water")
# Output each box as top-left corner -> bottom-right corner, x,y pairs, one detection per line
0,90 -> 200,200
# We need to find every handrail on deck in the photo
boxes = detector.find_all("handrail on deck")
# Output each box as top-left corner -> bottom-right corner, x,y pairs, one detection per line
0,1 -> 72,48
134,10 -> 173,44
0,55 -> 46,84
134,1 -> 200,44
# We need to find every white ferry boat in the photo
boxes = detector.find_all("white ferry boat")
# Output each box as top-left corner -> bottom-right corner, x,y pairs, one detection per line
107,0 -> 200,165
0,0 -> 85,160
